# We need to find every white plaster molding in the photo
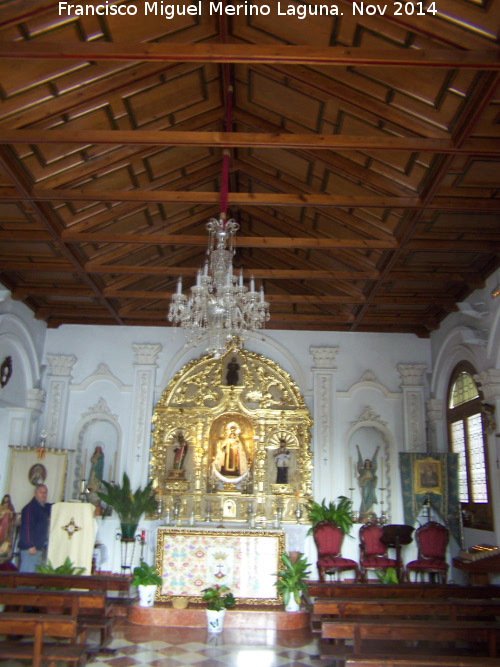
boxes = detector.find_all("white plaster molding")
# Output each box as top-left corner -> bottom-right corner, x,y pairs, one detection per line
309,346 -> 339,369
72,363 -> 128,391
397,363 -> 427,387
339,370 -> 400,399
26,388 -> 46,412
474,368 -> 500,402
132,343 -> 162,365
346,406 -> 393,520
407,391 -> 425,451
46,354 -> 76,377
82,397 -> 118,421
426,398 -> 443,423
352,406 -> 388,428
0,313 -> 41,388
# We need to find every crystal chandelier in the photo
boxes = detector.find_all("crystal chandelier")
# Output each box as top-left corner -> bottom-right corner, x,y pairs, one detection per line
168,214 -> 270,357
168,81 -> 269,357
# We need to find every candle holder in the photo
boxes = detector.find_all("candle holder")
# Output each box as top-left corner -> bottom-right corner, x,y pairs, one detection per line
294,504 -> 302,522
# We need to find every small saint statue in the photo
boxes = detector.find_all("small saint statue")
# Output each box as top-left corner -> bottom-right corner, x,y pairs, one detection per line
274,439 -> 291,484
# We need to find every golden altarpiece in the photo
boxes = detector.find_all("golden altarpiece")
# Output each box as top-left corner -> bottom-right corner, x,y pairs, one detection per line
150,342 -> 313,525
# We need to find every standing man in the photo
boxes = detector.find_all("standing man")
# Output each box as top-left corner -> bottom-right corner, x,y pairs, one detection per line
18,484 -> 51,573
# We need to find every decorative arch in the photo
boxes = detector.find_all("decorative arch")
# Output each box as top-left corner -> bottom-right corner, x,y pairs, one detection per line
69,397 -> 122,500
345,406 -> 394,523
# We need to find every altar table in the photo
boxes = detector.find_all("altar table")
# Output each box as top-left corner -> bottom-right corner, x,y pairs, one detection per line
156,526 -> 285,605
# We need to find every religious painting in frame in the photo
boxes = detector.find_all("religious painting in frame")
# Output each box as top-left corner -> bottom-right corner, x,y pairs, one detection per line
6,448 -> 68,516
414,456 -> 443,495
156,527 -> 285,606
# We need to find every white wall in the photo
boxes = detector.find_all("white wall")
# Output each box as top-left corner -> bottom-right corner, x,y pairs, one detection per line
2,272 -> 499,579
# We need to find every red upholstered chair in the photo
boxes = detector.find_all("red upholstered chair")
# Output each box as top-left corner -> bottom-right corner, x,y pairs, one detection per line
313,520 -> 359,583
359,522 -> 398,583
405,521 -> 449,584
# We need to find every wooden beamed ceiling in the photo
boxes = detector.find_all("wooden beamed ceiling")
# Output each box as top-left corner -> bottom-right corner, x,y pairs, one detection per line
0,0 -> 499,336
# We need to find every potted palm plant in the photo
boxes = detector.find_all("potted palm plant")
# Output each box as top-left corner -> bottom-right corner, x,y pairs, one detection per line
132,561 -> 162,607
97,472 -> 158,540
275,552 -> 311,612
306,496 -> 354,536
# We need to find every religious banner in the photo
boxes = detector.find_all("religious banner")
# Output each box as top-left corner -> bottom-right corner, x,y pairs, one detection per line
399,452 -> 461,545
6,447 -> 67,513
156,527 -> 284,605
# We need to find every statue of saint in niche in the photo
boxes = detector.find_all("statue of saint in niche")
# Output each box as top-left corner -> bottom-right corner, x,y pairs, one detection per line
225,357 -> 240,386
215,422 -> 248,477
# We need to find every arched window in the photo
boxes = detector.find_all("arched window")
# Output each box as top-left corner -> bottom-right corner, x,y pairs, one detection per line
447,362 -> 492,531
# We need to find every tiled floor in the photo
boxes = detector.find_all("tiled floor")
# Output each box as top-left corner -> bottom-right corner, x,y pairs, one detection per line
85,620 -> 322,667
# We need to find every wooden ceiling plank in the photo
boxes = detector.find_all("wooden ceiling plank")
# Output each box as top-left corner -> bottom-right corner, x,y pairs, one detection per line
61,231 -> 398,249
83,263 -> 380,279
2,129 -> 500,154
15,189 -> 500,211
1,42 -> 498,68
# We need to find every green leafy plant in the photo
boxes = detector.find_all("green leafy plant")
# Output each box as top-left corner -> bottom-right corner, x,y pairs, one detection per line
37,556 -> 85,576
275,552 -> 311,607
131,561 -> 162,587
306,496 -> 354,536
375,566 -> 399,584
97,472 -> 158,526
202,584 -> 236,611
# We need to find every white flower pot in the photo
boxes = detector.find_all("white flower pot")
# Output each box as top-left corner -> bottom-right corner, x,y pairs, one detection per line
285,596 -> 300,612
138,584 -> 157,607
206,608 -> 226,633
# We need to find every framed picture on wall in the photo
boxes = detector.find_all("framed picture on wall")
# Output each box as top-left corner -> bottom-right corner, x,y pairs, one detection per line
414,456 -> 442,495
6,448 -> 68,515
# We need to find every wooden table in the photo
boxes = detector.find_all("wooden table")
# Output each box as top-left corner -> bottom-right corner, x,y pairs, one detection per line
453,553 -> 500,585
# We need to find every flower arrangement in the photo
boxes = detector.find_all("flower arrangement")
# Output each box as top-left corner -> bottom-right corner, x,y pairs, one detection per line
202,584 -> 236,611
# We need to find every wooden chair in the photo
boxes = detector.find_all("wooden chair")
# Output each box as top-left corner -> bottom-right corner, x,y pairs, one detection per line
405,521 -> 449,583
359,522 -> 398,582
313,520 -> 359,583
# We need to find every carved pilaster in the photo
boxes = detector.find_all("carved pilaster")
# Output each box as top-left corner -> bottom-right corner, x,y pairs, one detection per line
397,363 -> 427,452
474,368 -> 500,402
310,346 -> 339,369
426,399 -> 443,453
311,347 -> 338,498
132,343 -> 162,366
128,343 -> 162,487
43,354 -> 77,447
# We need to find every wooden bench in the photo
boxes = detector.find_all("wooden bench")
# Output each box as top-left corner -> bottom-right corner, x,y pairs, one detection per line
0,612 -> 87,667
345,656 -> 500,667
307,582 -> 500,600
312,596 -> 500,632
0,587 -> 113,651
0,571 -> 131,592
322,618 -> 500,657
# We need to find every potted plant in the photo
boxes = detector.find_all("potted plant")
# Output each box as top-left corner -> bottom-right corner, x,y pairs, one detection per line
375,566 -> 399,585
306,496 -> 354,536
97,472 -> 158,540
132,561 -> 162,607
202,584 -> 235,633
275,552 -> 311,612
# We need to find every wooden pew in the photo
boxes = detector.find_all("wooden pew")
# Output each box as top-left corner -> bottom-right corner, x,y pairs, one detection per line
346,656 -> 500,667
0,571 -> 131,592
0,612 -> 87,667
0,587 -> 112,650
307,581 -> 500,600
322,618 -> 499,657
312,596 -> 500,632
